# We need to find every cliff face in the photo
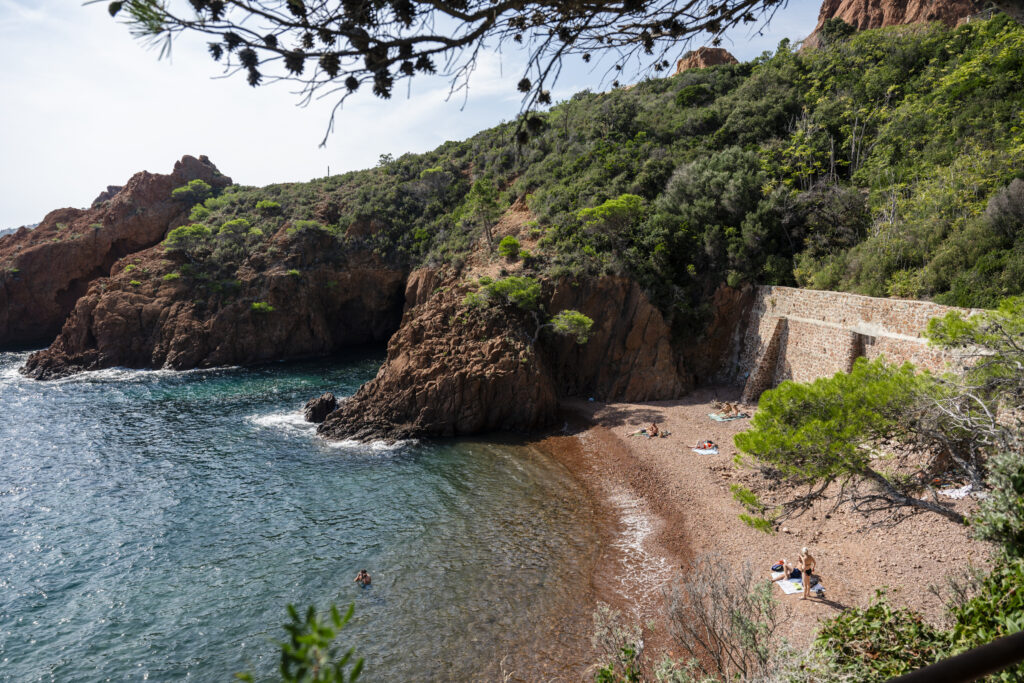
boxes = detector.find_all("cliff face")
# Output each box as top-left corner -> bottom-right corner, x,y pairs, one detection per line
674,47 -> 738,74
808,0 -> 982,44
317,270 -> 692,441
0,156 -> 230,349
22,232 -> 407,379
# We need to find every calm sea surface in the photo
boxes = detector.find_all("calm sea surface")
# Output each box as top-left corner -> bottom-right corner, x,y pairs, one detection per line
0,350 -> 601,681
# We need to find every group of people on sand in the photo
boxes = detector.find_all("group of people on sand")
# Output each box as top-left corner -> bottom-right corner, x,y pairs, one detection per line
772,547 -> 819,600
712,400 -> 745,417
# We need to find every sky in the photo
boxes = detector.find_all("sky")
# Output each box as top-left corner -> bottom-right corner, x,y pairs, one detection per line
0,0 -> 821,229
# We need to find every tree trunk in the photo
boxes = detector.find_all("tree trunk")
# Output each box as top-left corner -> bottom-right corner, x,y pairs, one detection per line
861,466 -> 967,524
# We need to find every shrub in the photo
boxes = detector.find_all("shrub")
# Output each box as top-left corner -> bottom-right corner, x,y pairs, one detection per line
482,276 -> 541,310
971,448 -> 1024,557
171,178 -> 213,203
287,268 -> 301,277
162,272 -> 181,281
498,235 -> 521,260
662,553 -> 782,681
985,178 -> 1024,240
811,593 -> 947,682
256,199 -> 282,216
675,83 -> 713,108
189,205 -> 210,222
548,309 -> 593,344
947,557 -> 1024,680
819,17 -> 856,45
164,223 -> 212,257
591,604 -> 645,683
129,280 -> 142,286
462,290 -> 486,309
251,301 -> 275,313
123,264 -> 136,272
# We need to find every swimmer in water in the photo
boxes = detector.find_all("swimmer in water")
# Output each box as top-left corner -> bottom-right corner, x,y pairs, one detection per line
354,569 -> 371,587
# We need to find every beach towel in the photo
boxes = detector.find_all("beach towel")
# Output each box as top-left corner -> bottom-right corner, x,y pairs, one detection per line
692,447 -> 719,455
771,572 -> 825,596
939,484 -> 973,499
709,412 -> 750,422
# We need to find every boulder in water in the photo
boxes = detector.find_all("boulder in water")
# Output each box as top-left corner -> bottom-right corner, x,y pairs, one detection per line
304,392 -> 338,423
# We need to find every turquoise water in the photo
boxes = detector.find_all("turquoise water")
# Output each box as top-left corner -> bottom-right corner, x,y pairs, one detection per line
0,351 -> 600,681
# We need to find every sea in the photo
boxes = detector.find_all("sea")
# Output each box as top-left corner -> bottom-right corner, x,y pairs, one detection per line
0,350 -> 604,681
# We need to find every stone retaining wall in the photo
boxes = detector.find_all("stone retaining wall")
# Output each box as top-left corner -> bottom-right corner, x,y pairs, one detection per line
736,286 -> 975,402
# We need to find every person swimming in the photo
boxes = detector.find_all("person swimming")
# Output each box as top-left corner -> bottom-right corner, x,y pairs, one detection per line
354,569 -> 372,587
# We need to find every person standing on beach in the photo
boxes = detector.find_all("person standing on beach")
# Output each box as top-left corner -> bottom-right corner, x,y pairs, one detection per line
799,547 -> 816,600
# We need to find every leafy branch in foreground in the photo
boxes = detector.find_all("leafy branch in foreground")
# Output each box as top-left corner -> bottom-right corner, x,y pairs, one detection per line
237,603 -> 363,683
101,0 -> 795,143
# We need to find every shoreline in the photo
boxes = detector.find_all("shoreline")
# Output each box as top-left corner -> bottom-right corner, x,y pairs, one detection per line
531,386 -> 992,676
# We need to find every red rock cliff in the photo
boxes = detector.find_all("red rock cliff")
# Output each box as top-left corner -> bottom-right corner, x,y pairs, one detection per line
808,0 -> 982,45
317,270 -> 692,441
21,230 -> 407,379
674,47 -> 738,74
0,156 -> 230,348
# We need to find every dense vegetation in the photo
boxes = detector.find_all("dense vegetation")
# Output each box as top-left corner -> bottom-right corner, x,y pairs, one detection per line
161,15 -> 1023,331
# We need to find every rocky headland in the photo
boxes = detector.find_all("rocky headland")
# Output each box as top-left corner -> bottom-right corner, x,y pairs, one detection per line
318,270 -> 694,440
22,229 -> 407,379
0,155 -> 230,348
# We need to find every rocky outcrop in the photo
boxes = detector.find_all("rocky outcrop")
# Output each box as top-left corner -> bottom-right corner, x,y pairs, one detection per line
317,270 -> 692,441
674,47 -> 738,74
91,186 -> 124,207
0,156 -> 230,349
21,237 -> 407,379
807,0 -> 982,45
304,392 -> 338,423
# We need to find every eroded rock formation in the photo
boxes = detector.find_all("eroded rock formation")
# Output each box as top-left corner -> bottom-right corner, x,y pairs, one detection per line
0,155 -> 230,349
317,270 -> 692,441
674,47 -> 738,74
22,236 -> 407,379
807,0 -> 982,45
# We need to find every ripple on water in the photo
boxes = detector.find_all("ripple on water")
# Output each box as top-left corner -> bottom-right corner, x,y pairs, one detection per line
0,352 -> 600,682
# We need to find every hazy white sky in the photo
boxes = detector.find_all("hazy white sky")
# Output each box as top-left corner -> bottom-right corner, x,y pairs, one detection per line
0,0 -> 820,228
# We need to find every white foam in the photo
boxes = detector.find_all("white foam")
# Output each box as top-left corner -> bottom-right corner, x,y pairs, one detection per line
607,488 -> 673,612
53,365 -> 231,384
324,438 -> 413,453
247,410 -> 315,434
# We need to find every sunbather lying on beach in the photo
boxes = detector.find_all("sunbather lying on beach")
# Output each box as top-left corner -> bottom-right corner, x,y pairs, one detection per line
690,440 -> 717,450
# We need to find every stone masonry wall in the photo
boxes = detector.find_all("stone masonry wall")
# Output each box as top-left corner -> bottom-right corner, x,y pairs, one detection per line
736,286 -> 975,403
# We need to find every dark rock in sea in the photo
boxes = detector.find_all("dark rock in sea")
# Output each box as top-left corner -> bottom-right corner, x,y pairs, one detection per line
304,392 -> 338,423
0,155 -> 230,349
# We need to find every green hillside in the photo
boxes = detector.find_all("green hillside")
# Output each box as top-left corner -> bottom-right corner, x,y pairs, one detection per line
172,15 -> 1024,318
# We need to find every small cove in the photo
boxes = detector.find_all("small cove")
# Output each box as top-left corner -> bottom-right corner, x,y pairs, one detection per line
0,351 -> 603,681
